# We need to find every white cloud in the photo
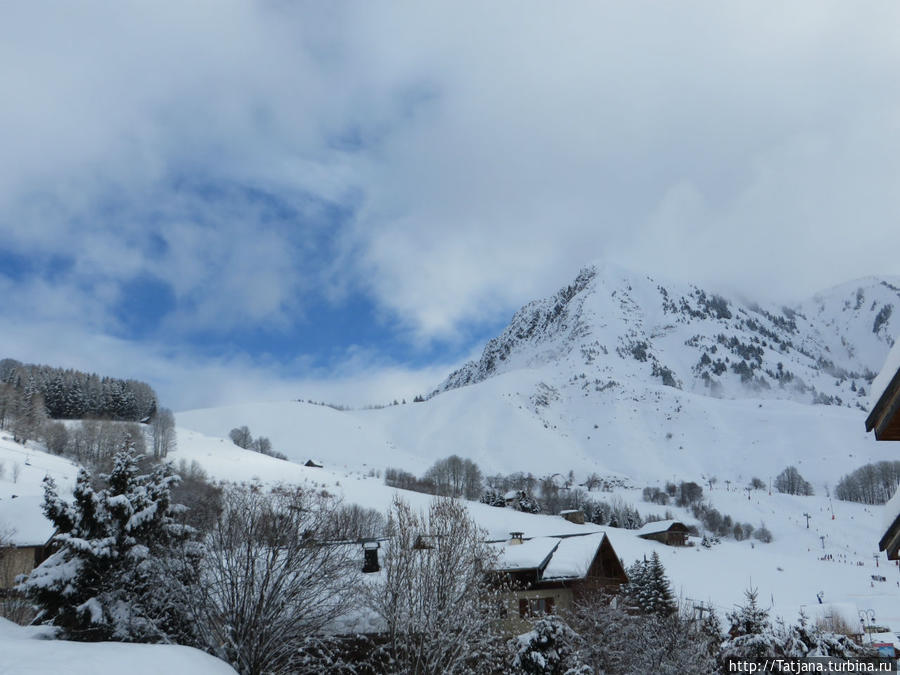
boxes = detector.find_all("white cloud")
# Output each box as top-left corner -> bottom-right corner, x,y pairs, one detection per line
1,1 -> 899,400
0,316 -> 454,411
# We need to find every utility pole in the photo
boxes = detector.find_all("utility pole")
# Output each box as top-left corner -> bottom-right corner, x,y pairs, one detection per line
820,535 -> 826,549
803,512 -> 811,529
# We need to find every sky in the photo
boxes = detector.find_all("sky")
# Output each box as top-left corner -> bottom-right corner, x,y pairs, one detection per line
1,2 -> 899,410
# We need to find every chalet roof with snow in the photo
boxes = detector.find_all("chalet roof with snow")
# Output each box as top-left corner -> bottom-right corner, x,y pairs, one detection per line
542,533 -> 607,580
867,338 -> 900,559
634,519 -> 690,537
491,532 -> 627,585
492,537 -> 558,573
0,496 -> 55,547
866,340 -> 900,440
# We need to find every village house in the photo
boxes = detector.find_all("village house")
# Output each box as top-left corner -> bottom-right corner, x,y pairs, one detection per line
634,519 -> 691,546
0,496 -> 54,590
490,531 -> 628,633
866,343 -> 900,560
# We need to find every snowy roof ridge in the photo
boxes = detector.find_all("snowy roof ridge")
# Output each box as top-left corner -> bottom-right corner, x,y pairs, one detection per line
869,336 -> 900,412
634,519 -> 694,536
492,531 -> 608,581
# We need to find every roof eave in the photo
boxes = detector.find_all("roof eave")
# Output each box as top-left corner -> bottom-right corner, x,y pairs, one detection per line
867,367 -> 900,435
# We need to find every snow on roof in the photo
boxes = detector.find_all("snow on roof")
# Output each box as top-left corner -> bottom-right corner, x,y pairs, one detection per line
883,486 -> 900,533
870,337 -> 900,410
492,537 -> 559,571
0,495 -> 54,547
559,509 -> 580,515
634,519 -> 687,536
503,490 -> 520,500
542,533 -> 605,580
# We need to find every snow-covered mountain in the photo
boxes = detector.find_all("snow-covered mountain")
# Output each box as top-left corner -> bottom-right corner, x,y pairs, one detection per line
434,263 -> 900,410
177,263 -> 900,487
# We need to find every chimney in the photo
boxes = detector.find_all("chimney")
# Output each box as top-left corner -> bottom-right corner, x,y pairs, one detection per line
509,531 -> 524,545
362,539 -> 380,573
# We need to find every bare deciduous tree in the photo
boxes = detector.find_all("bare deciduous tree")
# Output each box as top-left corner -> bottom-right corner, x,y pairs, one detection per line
228,426 -> 253,449
366,496 -> 505,675
149,407 -> 177,459
186,486 -> 357,675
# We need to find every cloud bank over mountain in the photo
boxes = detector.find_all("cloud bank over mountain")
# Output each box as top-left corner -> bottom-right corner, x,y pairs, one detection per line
1,2 -> 898,405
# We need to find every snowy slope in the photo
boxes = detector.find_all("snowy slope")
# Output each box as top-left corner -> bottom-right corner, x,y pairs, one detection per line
170,428 -> 900,634
0,432 -> 79,548
179,368 -> 895,487
4,424 -> 899,639
0,619 -> 237,675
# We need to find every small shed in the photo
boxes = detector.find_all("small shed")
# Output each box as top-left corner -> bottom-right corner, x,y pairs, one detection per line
304,459 -> 323,468
0,496 -> 55,589
635,520 -> 690,546
559,509 -> 585,525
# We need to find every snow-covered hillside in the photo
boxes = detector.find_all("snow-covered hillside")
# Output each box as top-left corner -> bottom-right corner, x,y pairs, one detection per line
178,264 -> 900,487
4,424 -> 900,642
173,427 -> 900,634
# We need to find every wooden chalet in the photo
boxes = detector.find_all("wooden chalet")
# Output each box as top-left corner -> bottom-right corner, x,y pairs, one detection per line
866,347 -> 900,559
490,531 -> 628,633
635,519 -> 690,546
0,496 -> 54,590
866,358 -> 900,441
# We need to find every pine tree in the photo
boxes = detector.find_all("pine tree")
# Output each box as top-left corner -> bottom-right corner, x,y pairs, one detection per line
621,553 -> 676,617
644,552 -> 676,617
720,587 -> 781,660
21,449 -> 199,643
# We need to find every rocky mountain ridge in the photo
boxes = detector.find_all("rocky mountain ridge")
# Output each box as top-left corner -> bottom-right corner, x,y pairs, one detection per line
433,263 -> 900,413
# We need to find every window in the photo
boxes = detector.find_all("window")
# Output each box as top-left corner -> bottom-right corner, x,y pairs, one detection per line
518,596 -> 555,617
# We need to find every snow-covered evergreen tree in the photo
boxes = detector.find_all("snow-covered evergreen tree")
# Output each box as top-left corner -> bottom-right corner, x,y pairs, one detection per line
21,449 -> 199,643
720,587 -> 781,660
621,552 -> 676,617
781,609 -> 873,659
512,615 -> 591,675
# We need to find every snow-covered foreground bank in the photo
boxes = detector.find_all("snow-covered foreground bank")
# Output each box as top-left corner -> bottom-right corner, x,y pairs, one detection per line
0,619 -> 236,675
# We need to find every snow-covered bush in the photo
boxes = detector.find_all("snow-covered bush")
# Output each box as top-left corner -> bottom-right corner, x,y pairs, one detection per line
782,610 -> 874,659
567,590 -> 720,674
512,615 -> 590,675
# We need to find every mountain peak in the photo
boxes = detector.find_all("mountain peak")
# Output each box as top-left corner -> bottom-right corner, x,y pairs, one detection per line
431,264 -> 900,411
